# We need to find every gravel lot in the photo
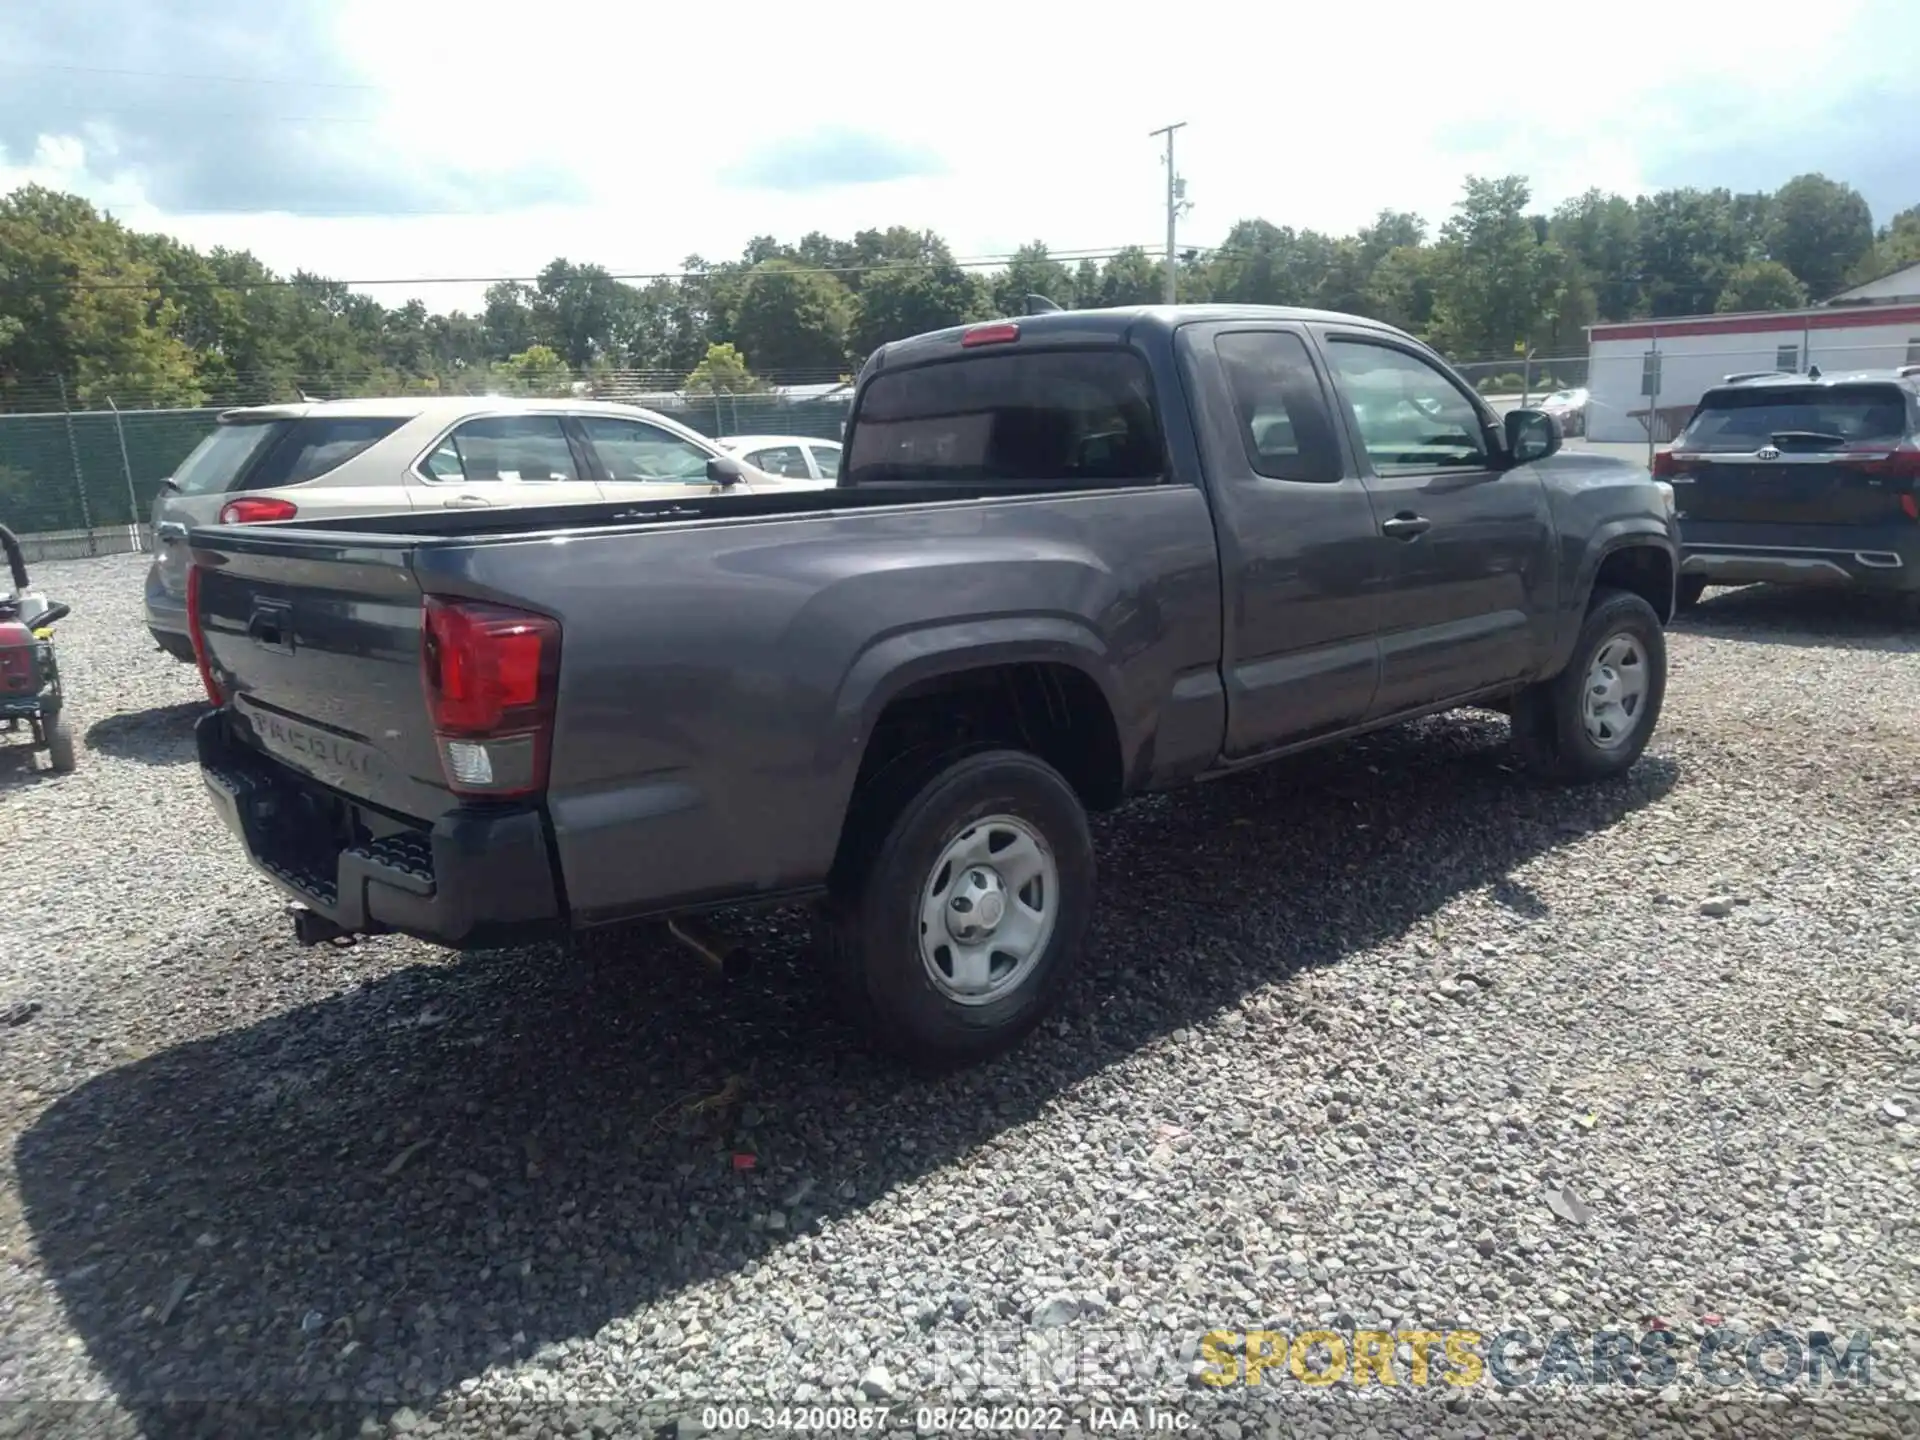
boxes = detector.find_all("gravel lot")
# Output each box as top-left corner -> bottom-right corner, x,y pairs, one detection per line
2,553 -> 1917,1439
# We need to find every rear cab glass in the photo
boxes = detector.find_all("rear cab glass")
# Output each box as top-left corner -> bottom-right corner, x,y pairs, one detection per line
171,416 -> 404,495
846,349 -> 1163,489
1679,385 -> 1911,453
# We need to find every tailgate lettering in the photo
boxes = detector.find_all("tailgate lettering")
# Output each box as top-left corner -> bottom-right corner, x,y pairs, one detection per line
247,706 -> 385,788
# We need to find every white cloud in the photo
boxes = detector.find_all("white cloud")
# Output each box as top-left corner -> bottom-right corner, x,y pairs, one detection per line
3,0 -> 1913,313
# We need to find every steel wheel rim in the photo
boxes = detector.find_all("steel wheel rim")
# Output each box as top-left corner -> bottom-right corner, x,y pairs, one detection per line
1582,632 -> 1649,750
918,814 -> 1058,1006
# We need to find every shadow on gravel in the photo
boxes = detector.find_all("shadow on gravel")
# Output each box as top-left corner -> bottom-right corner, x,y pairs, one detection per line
17,714 -> 1678,1429
1672,584 -> 1920,653
0,742 -> 59,792
84,702 -> 209,766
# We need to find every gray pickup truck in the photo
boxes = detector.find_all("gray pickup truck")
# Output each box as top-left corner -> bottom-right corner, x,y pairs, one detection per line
188,305 -> 1679,1066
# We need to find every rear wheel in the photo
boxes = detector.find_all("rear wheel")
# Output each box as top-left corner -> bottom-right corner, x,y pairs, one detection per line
45,714 -> 76,774
1511,588 -> 1666,784
1675,575 -> 1708,611
820,749 -> 1094,1069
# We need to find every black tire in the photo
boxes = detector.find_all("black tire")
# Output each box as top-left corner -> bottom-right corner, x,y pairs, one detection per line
1510,587 -> 1666,784
1675,575 -> 1708,611
819,748 -> 1094,1070
45,713 -> 76,774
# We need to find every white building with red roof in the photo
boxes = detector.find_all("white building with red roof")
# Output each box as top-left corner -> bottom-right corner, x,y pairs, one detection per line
1584,261 -> 1920,443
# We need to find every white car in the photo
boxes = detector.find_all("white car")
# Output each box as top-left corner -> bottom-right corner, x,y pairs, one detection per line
717,433 -> 843,483
145,396 -> 814,661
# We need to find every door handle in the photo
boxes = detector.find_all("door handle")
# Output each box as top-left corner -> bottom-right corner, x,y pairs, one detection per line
1381,513 -> 1431,539
155,521 -> 188,540
443,494 -> 493,509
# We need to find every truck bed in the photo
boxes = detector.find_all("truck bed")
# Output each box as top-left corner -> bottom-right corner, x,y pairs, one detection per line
186,475 -> 1228,943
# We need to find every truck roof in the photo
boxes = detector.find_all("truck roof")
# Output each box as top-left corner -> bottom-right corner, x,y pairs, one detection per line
864,304 -> 1424,373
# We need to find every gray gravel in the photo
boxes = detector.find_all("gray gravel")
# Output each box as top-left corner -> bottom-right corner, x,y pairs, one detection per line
3,554 -> 1917,1439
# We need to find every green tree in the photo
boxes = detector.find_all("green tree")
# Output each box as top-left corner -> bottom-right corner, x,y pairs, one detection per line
482,281 -> 541,360
1550,189 -> 1641,320
1095,247 -> 1164,306
1356,210 -> 1428,271
498,344 -> 574,396
730,259 -> 853,374
1200,220 -> 1340,305
1767,173 -> 1874,301
425,309 -> 489,374
1361,244 -> 1442,335
1633,187 -> 1755,316
0,186 -> 203,405
1071,257 -> 1102,308
849,247 -> 988,356
1716,260 -> 1809,313
792,232 -> 866,290
991,242 -> 1076,316
1426,175 -> 1562,357
530,260 -> 639,370
1846,205 -> 1920,287
683,341 -> 762,395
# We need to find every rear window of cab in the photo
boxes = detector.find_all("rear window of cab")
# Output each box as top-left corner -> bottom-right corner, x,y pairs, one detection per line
846,350 -> 1163,489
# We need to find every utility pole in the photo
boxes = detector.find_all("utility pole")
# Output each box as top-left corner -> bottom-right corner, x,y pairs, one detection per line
1150,122 -> 1190,305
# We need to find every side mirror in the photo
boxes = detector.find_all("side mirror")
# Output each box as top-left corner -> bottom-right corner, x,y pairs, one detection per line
1504,408 -> 1562,465
706,455 -> 748,488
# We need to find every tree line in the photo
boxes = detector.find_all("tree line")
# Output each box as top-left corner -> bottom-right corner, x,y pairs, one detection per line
2,171 -> 1916,410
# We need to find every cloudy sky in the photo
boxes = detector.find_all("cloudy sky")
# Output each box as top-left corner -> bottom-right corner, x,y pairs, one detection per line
2,0 -> 1914,312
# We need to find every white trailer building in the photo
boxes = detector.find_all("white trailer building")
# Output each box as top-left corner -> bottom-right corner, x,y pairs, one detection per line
1584,291 -> 1920,443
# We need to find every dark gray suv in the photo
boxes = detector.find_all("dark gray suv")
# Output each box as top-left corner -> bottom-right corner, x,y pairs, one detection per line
1658,367 -> 1920,612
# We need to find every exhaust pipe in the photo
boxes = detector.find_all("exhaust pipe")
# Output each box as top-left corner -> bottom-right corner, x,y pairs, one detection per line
667,917 -> 754,978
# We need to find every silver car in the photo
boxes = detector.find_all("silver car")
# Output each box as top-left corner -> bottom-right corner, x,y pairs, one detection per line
145,396 -> 818,660
717,434 -> 844,483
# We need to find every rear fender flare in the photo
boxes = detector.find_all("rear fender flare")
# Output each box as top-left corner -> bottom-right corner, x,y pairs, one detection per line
825,615 -> 1129,792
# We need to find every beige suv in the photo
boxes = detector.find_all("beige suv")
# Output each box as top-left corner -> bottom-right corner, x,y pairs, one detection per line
144,396 -> 816,660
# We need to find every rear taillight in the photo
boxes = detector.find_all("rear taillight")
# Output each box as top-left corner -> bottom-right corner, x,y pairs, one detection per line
219,497 -> 298,525
421,596 -> 560,798
960,322 -> 1020,348
1651,450 -> 1681,479
1836,442 -> 1920,481
184,563 -> 224,707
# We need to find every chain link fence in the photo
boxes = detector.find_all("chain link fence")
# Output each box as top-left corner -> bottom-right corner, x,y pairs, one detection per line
8,331 -> 1916,558
0,372 -> 854,561
1448,354 -> 1590,398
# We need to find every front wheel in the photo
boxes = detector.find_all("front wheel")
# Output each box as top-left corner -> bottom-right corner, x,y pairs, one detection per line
1510,588 -> 1667,784
45,714 -> 76,774
820,749 -> 1095,1069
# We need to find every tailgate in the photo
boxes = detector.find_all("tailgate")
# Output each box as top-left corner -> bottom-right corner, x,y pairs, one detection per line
191,537 -> 453,822
1671,453 -> 1911,527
